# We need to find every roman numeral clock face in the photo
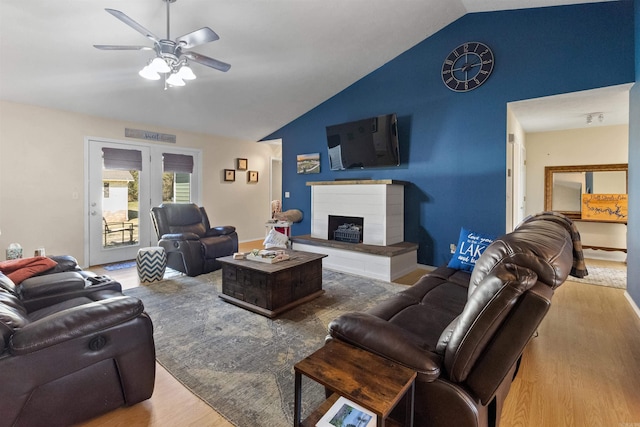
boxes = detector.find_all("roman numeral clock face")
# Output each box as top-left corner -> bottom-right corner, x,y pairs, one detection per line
442,42 -> 494,92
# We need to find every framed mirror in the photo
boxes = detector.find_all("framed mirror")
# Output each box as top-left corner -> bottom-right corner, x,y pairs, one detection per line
544,163 -> 628,219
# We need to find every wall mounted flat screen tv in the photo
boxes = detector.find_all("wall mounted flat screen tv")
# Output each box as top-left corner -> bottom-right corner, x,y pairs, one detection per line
326,113 -> 400,170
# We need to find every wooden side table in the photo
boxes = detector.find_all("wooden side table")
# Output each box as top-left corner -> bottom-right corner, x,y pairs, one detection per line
294,339 -> 416,427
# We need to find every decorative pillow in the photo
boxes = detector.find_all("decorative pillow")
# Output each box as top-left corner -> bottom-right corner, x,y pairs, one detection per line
447,227 -> 496,272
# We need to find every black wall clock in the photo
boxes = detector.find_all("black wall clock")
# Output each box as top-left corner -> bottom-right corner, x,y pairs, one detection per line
441,42 -> 494,92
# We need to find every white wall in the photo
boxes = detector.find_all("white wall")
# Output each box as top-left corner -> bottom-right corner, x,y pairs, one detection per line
525,124 -> 628,260
0,100 -> 276,266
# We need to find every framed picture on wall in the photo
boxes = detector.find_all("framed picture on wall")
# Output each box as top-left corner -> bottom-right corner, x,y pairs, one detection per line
297,152 -> 320,174
224,169 -> 235,182
248,170 -> 259,183
237,158 -> 248,170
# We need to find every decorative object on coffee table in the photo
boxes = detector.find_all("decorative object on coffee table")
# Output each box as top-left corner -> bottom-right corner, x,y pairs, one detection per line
246,249 -> 290,263
218,249 -> 327,318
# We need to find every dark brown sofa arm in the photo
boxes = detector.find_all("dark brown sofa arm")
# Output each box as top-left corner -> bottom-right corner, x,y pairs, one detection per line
10,296 -> 144,355
328,312 -> 443,380
18,272 -> 88,300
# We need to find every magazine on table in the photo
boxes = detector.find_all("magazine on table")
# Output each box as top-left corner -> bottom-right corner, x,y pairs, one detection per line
316,396 -> 376,427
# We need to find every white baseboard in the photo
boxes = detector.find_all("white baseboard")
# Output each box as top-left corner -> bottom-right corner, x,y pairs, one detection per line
418,263 -> 437,272
624,291 -> 640,320
583,249 -> 627,263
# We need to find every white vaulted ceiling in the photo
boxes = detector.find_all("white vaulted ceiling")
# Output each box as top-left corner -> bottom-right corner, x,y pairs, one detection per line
0,0 -> 622,141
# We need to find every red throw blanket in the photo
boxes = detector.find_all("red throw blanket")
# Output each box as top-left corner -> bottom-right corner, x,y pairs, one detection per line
0,256 -> 57,284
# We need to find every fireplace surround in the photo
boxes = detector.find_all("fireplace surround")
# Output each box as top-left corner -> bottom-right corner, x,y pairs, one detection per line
292,180 -> 417,281
308,179 -> 405,246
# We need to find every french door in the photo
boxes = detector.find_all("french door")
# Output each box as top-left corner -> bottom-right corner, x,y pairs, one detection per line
87,140 -> 151,266
86,138 -> 202,266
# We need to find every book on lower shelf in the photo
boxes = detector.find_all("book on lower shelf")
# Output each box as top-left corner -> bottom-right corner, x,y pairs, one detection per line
316,396 -> 376,427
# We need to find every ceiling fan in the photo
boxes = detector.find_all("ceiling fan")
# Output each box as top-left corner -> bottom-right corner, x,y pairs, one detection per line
94,0 -> 230,87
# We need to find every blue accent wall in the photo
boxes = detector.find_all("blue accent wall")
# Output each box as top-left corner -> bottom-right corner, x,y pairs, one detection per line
266,2 -> 635,266
627,0 -> 640,307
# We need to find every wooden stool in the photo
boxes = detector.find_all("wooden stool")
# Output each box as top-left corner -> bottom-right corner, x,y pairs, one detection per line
136,246 -> 167,283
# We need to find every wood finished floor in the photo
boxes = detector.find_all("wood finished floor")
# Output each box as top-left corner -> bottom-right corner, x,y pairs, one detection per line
81,243 -> 640,426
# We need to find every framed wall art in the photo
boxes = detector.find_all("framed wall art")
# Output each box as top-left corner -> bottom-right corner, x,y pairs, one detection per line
248,170 -> 259,183
297,153 -> 320,174
237,158 -> 248,170
224,169 -> 235,182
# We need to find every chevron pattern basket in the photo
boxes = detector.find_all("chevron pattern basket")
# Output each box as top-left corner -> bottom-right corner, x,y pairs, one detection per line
136,247 -> 167,283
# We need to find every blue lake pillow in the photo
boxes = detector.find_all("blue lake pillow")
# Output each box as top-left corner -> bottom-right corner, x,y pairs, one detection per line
447,227 -> 496,272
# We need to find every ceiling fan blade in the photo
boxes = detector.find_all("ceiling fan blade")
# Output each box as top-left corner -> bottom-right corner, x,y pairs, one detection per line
93,44 -> 153,51
176,27 -> 220,49
105,8 -> 160,43
184,52 -> 231,72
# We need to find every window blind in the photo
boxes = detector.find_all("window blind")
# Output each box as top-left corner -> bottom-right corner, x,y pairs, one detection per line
163,153 -> 194,174
102,147 -> 143,171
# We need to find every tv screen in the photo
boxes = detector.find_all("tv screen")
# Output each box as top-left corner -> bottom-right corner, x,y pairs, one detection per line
326,113 -> 400,170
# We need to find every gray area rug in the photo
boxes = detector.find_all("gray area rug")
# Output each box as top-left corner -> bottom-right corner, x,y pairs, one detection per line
124,269 -> 405,427
568,264 -> 626,289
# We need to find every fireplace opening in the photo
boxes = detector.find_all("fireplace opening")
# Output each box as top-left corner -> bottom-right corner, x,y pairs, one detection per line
328,215 -> 364,243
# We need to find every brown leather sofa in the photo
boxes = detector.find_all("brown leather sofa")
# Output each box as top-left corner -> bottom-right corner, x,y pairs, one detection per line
0,264 -> 156,426
151,203 -> 239,276
327,213 -> 586,427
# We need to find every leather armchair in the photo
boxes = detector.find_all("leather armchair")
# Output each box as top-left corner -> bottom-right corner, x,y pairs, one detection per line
151,203 -> 238,276
0,271 -> 155,427
327,213 -> 584,427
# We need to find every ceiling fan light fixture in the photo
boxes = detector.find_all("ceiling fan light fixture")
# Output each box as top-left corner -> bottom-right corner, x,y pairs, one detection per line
139,65 -> 161,80
96,0 -> 230,89
177,64 -> 196,80
150,57 -> 171,73
166,72 -> 185,86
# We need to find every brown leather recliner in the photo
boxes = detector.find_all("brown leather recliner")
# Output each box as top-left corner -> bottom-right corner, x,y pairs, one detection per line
151,203 -> 239,276
328,213 -> 585,427
0,271 -> 156,427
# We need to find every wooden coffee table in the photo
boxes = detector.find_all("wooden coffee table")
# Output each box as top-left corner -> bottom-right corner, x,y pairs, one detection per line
218,250 -> 327,318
